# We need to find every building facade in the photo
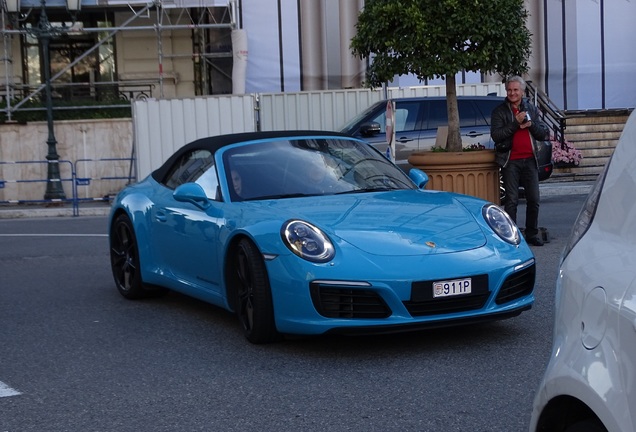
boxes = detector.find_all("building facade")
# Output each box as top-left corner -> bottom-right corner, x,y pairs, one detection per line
1,0 -> 635,120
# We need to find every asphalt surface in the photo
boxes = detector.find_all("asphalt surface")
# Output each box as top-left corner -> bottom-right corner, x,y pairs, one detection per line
0,181 -> 594,219
0,192 -> 587,431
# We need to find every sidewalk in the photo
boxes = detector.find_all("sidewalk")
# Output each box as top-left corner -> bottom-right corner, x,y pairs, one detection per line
539,180 -> 593,197
0,181 -> 594,219
0,201 -> 113,219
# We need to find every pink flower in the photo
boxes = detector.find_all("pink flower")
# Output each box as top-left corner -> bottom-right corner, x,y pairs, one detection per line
551,138 -> 583,165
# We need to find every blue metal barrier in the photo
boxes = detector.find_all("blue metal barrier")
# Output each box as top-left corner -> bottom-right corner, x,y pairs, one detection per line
0,159 -> 77,215
73,158 -> 136,209
0,157 -> 135,217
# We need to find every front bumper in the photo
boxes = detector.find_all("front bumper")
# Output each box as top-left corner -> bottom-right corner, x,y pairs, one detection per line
265,248 -> 535,335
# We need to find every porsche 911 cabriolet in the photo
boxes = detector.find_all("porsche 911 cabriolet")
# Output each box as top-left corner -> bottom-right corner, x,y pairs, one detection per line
109,130 -> 536,343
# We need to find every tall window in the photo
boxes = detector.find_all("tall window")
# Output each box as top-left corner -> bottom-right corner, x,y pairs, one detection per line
22,13 -> 116,102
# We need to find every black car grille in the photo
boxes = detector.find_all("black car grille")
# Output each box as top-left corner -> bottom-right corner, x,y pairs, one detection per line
495,263 -> 536,305
404,274 -> 490,317
310,283 -> 391,319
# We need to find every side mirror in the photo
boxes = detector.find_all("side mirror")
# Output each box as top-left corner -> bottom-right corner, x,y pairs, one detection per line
408,168 -> 429,189
173,183 -> 211,210
359,122 -> 381,137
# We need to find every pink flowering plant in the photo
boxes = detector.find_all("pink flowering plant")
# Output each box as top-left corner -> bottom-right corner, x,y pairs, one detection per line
551,137 -> 583,165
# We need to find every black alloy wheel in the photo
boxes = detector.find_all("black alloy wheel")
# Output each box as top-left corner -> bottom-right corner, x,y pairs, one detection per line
234,238 -> 280,344
110,213 -> 163,299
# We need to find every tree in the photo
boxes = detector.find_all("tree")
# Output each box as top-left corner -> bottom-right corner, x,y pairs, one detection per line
350,0 -> 532,152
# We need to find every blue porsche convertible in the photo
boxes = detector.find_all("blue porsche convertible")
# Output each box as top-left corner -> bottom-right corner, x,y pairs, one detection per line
109,130 -> 535,343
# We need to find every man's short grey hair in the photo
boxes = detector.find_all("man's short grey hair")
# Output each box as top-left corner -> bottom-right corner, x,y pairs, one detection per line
506,75 -> 527,91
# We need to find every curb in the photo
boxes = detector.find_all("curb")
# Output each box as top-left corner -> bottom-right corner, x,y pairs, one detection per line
0,205 -> 112,219
539,181 -> 593,197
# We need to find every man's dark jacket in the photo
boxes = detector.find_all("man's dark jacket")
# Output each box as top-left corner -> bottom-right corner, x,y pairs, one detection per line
490,98 -> 549,168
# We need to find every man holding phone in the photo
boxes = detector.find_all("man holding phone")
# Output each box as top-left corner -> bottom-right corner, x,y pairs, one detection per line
491,75 -> 549,246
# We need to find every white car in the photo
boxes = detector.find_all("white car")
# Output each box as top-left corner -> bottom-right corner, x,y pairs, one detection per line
529,110 -> 636,431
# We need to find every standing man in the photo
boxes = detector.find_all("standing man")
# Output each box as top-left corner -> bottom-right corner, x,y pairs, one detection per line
491,76 -> 549,246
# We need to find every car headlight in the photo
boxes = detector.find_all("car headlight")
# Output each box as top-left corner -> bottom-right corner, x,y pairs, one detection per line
281,220 -> 335,263
482,204 -> 520,245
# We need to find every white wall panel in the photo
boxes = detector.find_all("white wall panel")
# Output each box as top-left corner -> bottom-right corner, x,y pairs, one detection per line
133,95 -> 256,179
259,89 -> 385,132
133,83 -> 504,180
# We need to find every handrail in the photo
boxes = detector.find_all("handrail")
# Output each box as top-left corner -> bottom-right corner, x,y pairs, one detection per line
525,81 -> 567,148
0,80 -> 156,116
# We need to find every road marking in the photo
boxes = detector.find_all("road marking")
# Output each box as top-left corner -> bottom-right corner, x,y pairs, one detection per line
0,234 -> 107,237
0,381 -> 21,397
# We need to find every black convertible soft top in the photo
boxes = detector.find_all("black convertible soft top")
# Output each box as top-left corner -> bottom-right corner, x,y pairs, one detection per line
151,130 -> 352,183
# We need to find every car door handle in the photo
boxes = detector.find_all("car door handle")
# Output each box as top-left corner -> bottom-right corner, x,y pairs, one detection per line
466,131 -> 485,138
396,137 -> 414,143
155,211 -> 167,222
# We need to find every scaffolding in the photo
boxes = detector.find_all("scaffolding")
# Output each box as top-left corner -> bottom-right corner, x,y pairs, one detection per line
0,0 -> 238,120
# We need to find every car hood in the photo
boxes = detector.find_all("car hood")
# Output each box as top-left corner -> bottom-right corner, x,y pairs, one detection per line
254,190 -> 487,256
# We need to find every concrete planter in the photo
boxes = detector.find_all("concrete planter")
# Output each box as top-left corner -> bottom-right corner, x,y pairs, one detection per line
408,149 -> 500,205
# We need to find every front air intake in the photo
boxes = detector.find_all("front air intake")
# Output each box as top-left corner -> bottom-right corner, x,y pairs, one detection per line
310,283 -> 391,319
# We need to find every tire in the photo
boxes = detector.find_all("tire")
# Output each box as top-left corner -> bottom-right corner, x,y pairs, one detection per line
564,419 -> 607,432
110,213 -> 165,299
234,238 -> 280,344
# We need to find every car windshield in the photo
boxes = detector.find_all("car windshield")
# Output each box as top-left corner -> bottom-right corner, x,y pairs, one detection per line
222,137 -> 416,201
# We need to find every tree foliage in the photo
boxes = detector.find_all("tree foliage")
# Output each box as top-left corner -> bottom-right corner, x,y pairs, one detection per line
350,0 -> 532,151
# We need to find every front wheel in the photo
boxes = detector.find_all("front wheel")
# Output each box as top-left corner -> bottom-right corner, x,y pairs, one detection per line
110,213 -> 165,299
234,239 -> 280,344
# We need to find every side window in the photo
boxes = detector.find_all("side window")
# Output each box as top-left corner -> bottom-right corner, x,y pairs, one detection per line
476,100 -> 502,125
195,165 -> 220,200
164,149 -> 215,190
368,110 -> 387,133
457,100 -> 479,127
427,100 -> 447,131
393,101 -> 422,132
368,101 -> 422,133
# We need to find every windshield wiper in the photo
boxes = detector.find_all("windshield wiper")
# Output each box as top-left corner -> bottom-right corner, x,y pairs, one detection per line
243,192 -> 317,201
333,186 -> 398,195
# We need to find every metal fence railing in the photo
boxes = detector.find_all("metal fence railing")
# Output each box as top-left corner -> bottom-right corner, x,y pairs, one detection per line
0,157 -> 135,217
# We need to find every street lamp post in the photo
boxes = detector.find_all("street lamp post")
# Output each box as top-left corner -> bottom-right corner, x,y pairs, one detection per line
37,0 -> 66,200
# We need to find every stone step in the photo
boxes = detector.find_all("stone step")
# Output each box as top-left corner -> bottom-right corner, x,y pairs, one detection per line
574,155 -> 610,166
564,138 -> 622,149
565,122 -> 626,133
564,130 -> 622,142
564,109 -> 631,125
549,171 -> 601,182
578,147 -> 615,158
544,108 -> 631,183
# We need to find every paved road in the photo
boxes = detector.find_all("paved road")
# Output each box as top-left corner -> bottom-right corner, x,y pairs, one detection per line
0,193 -> 587,432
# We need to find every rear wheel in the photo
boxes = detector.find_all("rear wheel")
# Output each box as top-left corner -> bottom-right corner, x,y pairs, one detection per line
234,238 -> 280,344
110,213 -> 165,299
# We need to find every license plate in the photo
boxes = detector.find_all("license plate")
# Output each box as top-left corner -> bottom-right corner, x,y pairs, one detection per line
433,278 -> 472,298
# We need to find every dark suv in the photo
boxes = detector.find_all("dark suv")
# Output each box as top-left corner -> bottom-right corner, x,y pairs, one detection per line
339,95 -> 553,181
